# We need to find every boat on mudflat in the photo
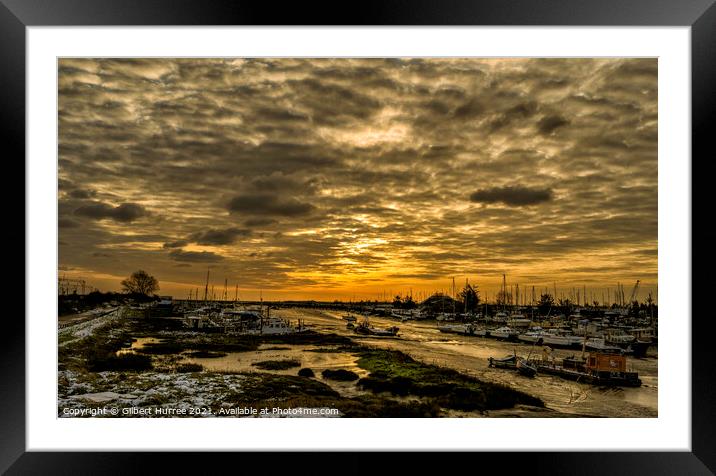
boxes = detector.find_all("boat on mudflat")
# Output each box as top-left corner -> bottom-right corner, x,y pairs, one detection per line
603,329 -> 651,357
487,354 -> 537,378
535,353 -> 642,387
437,323 -> 487,336
516,358 -> 538,378
488,354 -> 517,370
585,337 -> 628,354
490,326 -> 518,340
518,328 -> 583,349
353,320 -> 399,337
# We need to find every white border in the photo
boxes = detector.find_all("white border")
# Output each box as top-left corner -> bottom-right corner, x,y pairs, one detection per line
27,27 -> 690,451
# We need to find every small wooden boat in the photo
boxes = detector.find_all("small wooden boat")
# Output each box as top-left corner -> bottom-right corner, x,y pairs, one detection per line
353,320 -> 399,337
516,358 -> 538,378
488,354 -> 537,377
488,354 -> 517,369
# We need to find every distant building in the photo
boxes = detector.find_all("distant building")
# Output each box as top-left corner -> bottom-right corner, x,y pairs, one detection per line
152,296 -> 174,316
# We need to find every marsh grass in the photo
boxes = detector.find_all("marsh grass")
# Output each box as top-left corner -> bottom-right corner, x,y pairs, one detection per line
176,363 -> 203,373
136,341 -> 184,355
356,349 -> 543,411
88,353 -> 153,372
321,369 -> 360,381
251,359 -> 302,370
223,373 -> 340,403
298,368 -> 315,377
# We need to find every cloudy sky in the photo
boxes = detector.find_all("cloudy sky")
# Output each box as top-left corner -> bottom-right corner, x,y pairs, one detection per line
58,58 -> 657,302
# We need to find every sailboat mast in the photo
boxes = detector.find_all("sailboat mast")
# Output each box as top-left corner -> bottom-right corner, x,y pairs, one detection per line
203,268 -> 210,302
502,274 -> 506,312
464,278 -> 468,315
553,281 -> 557,303
452,277 -> 456,315
583,285 -> 586,307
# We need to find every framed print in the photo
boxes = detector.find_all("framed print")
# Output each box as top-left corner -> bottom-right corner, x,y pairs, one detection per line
4,0 -> 716,473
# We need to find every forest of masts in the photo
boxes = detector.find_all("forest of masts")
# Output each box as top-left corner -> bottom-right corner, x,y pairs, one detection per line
184,269 -> 655,309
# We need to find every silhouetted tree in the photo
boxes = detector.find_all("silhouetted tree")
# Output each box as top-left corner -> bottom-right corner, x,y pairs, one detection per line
459,284 -> 480,313
537,293 -> 554,315
421,293 -> 457,315
121,270 -> 159,296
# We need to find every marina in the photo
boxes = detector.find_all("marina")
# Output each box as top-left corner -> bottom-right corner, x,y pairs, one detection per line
58,293 -> 658,418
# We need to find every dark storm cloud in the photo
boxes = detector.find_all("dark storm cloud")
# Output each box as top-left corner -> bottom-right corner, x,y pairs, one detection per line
536,114 -> 569,135
252,106 -> 309,123
58,218 -> 79,228
227,194 -> 314,217
57,58 -> 657,295
189,227 -> 252,245
169,249 -> 224,262
469,186 -> 553,206
284,78 -> 382,126
452,99 -> 484,119
68,188 -> 96,199
58,178 -> 74,190
74,202 -> 147,222
488,101 -> 539,132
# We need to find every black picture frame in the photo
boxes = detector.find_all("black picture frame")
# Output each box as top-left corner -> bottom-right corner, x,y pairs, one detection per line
4,0 -> 715,473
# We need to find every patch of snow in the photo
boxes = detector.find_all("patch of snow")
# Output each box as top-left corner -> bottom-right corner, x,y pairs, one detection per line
71,391 -> 121,403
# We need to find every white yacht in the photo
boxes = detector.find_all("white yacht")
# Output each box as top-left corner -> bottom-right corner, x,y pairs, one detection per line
585,337 -> 625,353
490,326 -> 517,340
259,316 -> 299,335
492,311 -> 509,323
437,323 -> 486,336
517,327 -> 546,343
518,327 -> 583,348
508,313 -> 532,329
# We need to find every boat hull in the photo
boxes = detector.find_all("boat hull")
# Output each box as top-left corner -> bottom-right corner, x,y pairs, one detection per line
354,325 -> 399,337
535,364 -> 641,387
491,331 -> 518,341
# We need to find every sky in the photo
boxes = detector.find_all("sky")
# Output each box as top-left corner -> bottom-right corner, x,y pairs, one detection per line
58,58 -> 657,303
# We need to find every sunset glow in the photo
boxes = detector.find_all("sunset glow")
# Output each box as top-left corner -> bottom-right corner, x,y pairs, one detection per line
58,58 -> 657,302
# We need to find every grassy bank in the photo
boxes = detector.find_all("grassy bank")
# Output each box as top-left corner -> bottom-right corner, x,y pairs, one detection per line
355,349 -> 544,411
220,373 -> 440,417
